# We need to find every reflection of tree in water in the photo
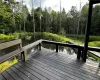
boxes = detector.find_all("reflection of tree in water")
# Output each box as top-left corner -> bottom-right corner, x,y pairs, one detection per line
65,47 -> 74,55
59,46 -> 64,52
42,43 -> 56,50
22,37 -> 75,55
42,44 -> 75,55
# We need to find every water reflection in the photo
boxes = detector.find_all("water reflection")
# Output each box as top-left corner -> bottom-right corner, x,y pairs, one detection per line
42,43 -> 75,55
0,37 -> 75,57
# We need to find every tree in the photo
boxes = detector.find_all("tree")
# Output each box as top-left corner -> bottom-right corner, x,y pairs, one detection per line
91,5 -> 100,35
80,4 -> 88,34
67,6 -> 79,35
0,0 -> 14,33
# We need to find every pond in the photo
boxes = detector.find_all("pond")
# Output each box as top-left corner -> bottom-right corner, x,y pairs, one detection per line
42,43 -> 75,55
0,37 -> 75,57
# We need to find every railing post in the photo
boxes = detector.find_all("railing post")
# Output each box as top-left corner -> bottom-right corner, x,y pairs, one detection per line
21,50 -> 27,62
56,44 -> 58,52
83,1 -> 93,62
39,43 -> 41,50
77,48 -> 81,60
99,62 -> 100,67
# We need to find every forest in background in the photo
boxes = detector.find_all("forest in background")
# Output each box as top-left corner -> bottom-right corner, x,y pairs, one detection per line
0,0 -> 100,36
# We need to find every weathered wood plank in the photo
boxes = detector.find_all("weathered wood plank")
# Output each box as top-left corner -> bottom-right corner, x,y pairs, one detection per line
26,59 -> 79,80
0,39 -> 21,50
17,63 -> 48,80
14,64 -> 40,80
0,49 -> 22,64
37,57 -> 100,80
1,71 -> 15,80
20,62 -> 58,80
33,50 -> 100,80
10,66 -> 30,80
39,50 -> 99,73
0,74 -> 6,80
23,39 -> 42,50
33,48 -> 99,74
6,68 -> 23,80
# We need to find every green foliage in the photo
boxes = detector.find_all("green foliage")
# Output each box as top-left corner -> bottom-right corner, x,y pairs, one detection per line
89,41 -> 100,47
88,53 -> 100,61
89,36 -> 100,41
0,34 -> 15,42
0,58 -> 18,72
91,5 -> 100,35
42,32 -> 70,42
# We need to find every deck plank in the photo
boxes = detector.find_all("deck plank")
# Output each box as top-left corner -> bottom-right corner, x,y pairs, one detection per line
16,63 -> 48,80
32,50 -> 100,80
24,61 -> 73,80
10,66 -> 31,80
26,59 -> 81,80
6,68 -> 23,80
1,71 -> 15,80
35,49 -> 100,73
1,48 -> 100,80
29,58 -> 100,80
42,52 -> 100,75
14,64 -> 40,80
0,74 -> 6,80
18,62 -> 58,80
35,56 -> 100,80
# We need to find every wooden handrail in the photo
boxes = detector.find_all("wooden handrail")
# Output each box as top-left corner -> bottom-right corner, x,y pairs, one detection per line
23,39 -> 42,50
42,39 -> 100,52
42,39 -> 100,60
0,39 -> 23,63
42,40 -> 83,49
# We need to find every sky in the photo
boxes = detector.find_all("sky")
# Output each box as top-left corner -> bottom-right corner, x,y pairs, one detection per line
23,0 -> 89,12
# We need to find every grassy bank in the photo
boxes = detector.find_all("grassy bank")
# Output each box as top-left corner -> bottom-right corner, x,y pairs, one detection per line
0,32 -> 100,47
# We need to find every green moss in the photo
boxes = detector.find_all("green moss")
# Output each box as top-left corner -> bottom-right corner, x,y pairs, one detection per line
0,58 -> 18,72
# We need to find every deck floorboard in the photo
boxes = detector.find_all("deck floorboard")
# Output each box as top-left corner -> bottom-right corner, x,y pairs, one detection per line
1,48 -> 100,80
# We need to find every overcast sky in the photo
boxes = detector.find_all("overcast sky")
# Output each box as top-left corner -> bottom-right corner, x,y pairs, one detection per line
23,0 -> 89,12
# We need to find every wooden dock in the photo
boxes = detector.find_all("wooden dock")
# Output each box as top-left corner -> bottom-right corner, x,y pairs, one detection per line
0,48 -> 100,80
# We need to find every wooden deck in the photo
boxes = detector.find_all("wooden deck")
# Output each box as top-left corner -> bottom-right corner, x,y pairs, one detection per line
0,48 -> 100,80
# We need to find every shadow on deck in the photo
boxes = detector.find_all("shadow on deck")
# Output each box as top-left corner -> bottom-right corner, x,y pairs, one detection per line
0,48 -> 100,80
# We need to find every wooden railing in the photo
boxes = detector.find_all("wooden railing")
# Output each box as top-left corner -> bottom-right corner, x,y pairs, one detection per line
0,39 -> 42,63
42,40 -> 84,60
0,39 -> 100,64
0,39 -> 23,64
42,39 -> 100,61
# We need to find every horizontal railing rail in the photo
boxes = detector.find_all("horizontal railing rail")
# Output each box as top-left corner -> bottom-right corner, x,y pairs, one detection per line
42,39 -> 100,60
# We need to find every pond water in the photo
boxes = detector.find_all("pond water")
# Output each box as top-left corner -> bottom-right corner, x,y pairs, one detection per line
0,37 -> 75,57
42,43 -> 75,55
